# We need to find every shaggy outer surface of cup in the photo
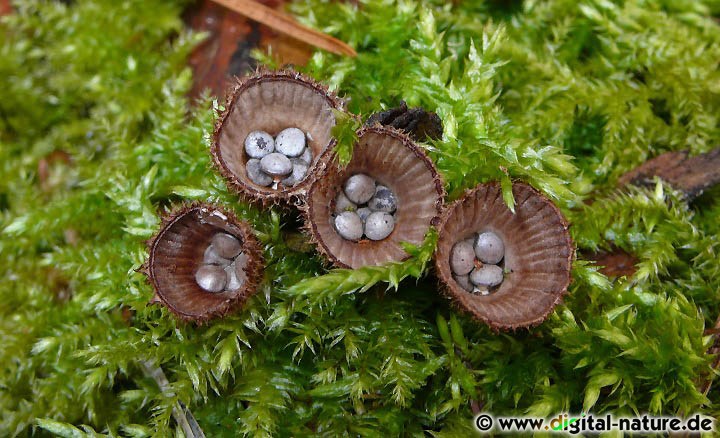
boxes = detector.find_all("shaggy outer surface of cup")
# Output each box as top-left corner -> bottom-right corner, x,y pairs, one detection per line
143,203 -> 265,323
305,125 -> 445,269
211,69 -> 343,205
434,181 -> 573,331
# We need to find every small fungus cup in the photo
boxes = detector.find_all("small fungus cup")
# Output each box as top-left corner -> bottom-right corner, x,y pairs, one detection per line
434,182 -> 573,330
212,70 -> 343,205
143,204 -> 264,322
306,126 -> 444,269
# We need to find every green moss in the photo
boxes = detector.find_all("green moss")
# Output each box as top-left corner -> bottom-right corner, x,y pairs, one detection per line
1,0 -> 720,436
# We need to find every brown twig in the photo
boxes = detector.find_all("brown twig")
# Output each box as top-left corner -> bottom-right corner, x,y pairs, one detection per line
616,148 -> 720,397
211,0 -> 356,57
585,248 -> 638,279
618,148 -> 720,200
0,0 -> 11,16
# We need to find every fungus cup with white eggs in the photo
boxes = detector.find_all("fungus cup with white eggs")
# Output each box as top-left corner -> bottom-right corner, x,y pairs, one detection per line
434,182 -> 573,330
211,69 -> 344,205
142,203 -> 264,323
305,125 -> 445,269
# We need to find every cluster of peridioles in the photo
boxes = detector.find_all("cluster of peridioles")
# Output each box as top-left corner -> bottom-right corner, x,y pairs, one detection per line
244,128 -> 313,188
144,70 -> 573,330
450,231 -> 505,295
333,174 -> 398,242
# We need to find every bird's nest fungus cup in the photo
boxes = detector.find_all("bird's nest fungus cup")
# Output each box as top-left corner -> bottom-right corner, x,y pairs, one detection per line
212,70 -> 343,205
306,126 -> 445,269
143,203 -> 264,322
435,182 -> 573,330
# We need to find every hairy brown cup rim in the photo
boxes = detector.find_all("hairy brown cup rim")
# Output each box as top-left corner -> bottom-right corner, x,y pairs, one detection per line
142,202 -> 265,323
211,68 -> 344,207
304,125 -> 445,269
434,181 -> 573,331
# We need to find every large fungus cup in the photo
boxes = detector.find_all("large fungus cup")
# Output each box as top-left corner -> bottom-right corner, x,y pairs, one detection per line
211,70 -> 343,205
306,126 -> 445,268
434,182 -> 573,330
143,204 -> 264,322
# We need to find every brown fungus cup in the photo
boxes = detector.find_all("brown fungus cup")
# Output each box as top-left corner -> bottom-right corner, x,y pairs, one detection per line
305,125 -> 445,269
211,69 -> 343,205
434,182 -> 573,330
142,203 -> 264,323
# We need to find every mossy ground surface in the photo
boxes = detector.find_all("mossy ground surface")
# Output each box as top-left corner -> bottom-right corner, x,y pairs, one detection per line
1,0 -> 720,436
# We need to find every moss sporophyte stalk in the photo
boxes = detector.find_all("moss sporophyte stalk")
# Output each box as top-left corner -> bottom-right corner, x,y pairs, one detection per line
3,0 -> 720,436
